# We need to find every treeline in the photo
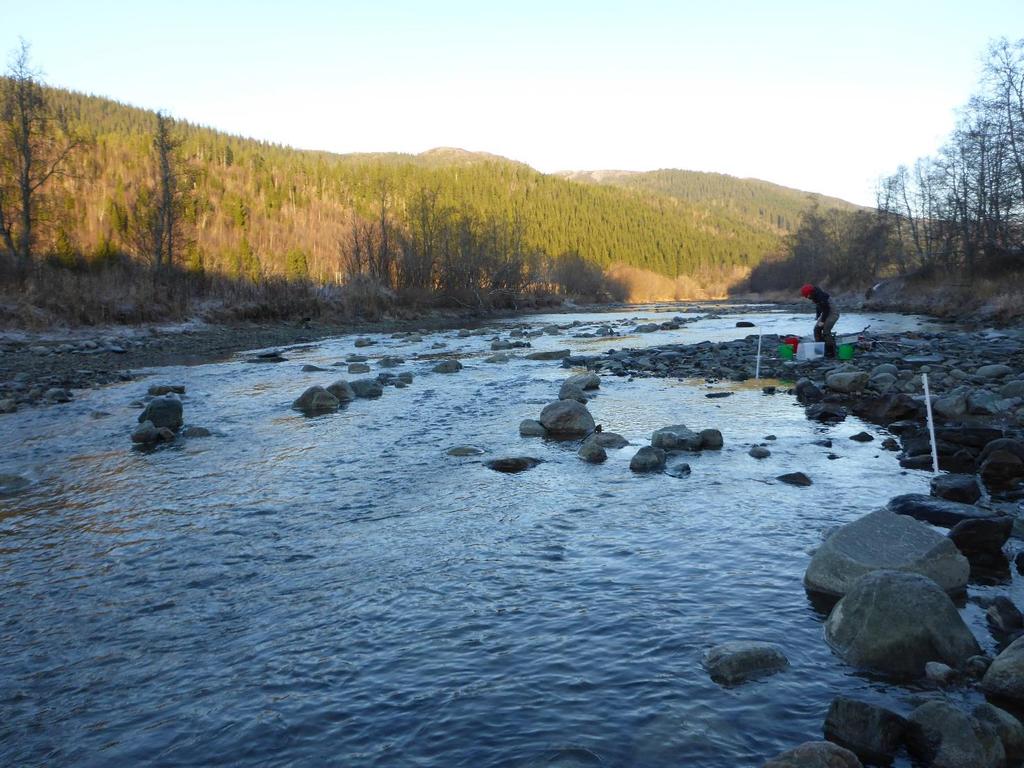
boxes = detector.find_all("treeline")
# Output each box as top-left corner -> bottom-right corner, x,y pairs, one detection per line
743,38 -> 1024,294
0,41 -> 818,325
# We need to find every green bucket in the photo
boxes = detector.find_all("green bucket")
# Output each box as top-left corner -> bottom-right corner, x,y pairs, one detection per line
837,343 -> 855,360
778,344 -> 794,360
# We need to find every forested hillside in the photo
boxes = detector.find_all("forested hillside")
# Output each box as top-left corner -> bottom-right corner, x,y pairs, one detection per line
560,169 -> 862,237
17,86 -> 853,287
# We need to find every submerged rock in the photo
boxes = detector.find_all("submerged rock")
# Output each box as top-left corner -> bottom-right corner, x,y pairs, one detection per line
447,445 -> 485,456
804,508 -> 969,596
749,446 -> 771,459
586,431 -> 629,449
485,457 -> 541,473
825,570 -> 981,678
703,641 -> 789,685
777,472 -> 812,486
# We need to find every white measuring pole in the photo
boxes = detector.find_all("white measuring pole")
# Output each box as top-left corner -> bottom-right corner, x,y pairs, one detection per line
754,328 -> 762,380
922,372 -> 939,475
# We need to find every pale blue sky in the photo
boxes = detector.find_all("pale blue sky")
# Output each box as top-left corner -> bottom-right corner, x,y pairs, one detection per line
3,0 -> 1022,204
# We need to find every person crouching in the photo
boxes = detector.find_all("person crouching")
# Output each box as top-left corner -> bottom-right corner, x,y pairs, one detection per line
800,283 -> 839,357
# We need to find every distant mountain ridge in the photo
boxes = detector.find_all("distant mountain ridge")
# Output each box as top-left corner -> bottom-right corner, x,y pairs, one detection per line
557,168 -> 863,234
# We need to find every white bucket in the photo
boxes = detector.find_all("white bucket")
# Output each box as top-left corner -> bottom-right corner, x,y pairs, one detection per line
796,341 -> 825,361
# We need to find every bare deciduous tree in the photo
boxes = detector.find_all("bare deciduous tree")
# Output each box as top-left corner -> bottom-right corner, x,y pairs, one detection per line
0,39 -> 81,278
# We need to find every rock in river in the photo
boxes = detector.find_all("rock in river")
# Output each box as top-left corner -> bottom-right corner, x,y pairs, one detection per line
930,473 -> 981,504
763,741 -> 862,768
538,399 -> 595,437
983,635 -> 1024,706
292,385 -> 340,414
823,697 -> 907,765
651,424 -> 702,451
485,457 -> 541,473
138,396 -> 183,430
433,359 -> 463,373
326,380 -> 356,402
350,379 -> 384,399
888,493 -> 1001,527
578,437 -> 607,463
519,419 -> 547,437
526,349 -> 570,361
703,641 -> 789,685
906,701 -> 1005,768
804,508 -> 969,596
630,446 -> 666,472
825,570 -> 982,678
777,472 -> 812,486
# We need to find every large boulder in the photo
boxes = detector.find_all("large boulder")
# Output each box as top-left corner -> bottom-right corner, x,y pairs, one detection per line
982,635 -> 1024,705
292,385 -> 340,414
948,516 -> 1012,558
906,701 -> 1005,768
826,371 -> 869,394
651,424 -> 702,451
888,493 -> 1001,527
539,399 -> 595,437
703,641 -> 789,685
138,396 -> 183,430
824,570 -> 982,678
974,703 -> 1024,764
978,439 -> 1024,492
805,509 -> 969,596
823,697 -> 907,765
763,741 -> 862,768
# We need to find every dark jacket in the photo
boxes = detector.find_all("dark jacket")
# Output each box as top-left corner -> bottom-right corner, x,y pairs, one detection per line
809,286 -> 831,320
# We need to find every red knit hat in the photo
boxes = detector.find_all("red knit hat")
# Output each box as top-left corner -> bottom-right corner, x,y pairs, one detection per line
800,284 -> 813,298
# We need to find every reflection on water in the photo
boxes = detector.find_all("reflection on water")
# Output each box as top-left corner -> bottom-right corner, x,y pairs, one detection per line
0,305 -> 1013,767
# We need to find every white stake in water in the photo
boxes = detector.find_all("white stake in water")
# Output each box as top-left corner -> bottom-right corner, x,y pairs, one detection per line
754,329 -> 762,380
922,372 -> 939,475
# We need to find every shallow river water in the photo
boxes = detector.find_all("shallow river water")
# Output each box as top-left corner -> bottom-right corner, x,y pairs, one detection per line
1,305 -> 1018,767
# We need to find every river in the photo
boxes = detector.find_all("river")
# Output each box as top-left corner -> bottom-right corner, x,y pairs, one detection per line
0,304 -> 1014,767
